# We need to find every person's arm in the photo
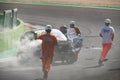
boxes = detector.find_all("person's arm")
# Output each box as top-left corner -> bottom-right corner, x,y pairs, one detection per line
111,33 -> 114,41
66,29 -> 70,39
111,27 -> 115,41
100,33 -> 103,37
54,37 -> 58,45
52,35 -> 58,45
75,27 -> 81,36
99,28 -> 103,37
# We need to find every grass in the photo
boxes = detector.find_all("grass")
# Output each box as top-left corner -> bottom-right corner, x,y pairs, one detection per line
0,0 -> 120,10
25,1 -> 120,10
0,18 -> 32,58
0,48 -> 17,58
0,18 -> 25,52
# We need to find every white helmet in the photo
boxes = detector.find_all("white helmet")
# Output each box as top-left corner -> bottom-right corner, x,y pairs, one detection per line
69,20 -> 75,25
45,25 -> 52,30
63,25 -> 67,28
104,18 -> 111,23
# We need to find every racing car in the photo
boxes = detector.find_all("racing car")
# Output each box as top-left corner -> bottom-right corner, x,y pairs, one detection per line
17,26 -> 83,64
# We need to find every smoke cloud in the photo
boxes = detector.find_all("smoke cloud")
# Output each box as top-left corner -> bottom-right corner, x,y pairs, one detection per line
16,36 -> 42,66
0,36 -> 42,71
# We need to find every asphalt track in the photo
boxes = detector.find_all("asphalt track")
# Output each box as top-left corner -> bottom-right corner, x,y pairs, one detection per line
0,2 -> 120,80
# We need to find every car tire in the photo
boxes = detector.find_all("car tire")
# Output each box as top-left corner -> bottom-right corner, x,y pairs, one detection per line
66,52 -> 78,64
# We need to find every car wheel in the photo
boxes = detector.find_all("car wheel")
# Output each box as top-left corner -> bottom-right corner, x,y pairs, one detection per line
66,53 -> 78,64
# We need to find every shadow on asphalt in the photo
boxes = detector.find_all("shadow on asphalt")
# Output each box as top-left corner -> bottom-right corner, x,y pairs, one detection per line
83,59 -> 109,69
108,68 -> 120,71
83,64 -> 104,69
34,77 -> 43,80
52,62 -> 72,66
85,58 -> 95,61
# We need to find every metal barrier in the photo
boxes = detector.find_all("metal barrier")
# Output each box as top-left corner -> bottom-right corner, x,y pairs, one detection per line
3,10 -> 12,29
0,8 -> 18,31
12,8 -> 18,27
0,14 -> 4,31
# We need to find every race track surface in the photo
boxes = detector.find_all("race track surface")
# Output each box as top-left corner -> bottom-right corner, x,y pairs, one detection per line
0,2 -> 120,80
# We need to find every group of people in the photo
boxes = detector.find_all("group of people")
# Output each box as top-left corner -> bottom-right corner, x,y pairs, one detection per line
60,21 -> 81,39
37,18 -> 115,80
60,21 -> 82,48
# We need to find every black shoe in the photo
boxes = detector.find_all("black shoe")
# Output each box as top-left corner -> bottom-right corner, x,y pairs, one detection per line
43,78 -> 47,80
98,60 -> 103,66
103,59 -> 108,62
43,71 -> 48,80
35,78 -> 44,80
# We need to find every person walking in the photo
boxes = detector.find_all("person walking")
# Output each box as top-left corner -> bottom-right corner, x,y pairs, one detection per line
67,21 -> 81,41
38,25 -> 58,80
59,25 -> 67,36
98,18 -> 115,65
67,21 -> 81,47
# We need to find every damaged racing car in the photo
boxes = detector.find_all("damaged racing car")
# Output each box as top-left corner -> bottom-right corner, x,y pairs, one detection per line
17,26 -> 83,64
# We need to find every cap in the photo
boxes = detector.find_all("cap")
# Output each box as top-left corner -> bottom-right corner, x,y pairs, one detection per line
69,21 -> 75,24
63,25 -> 67,28
104,18 -> 111,23
45,25 -> 52,30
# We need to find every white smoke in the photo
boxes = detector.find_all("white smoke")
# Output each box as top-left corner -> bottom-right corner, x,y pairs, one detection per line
16,36 -> 42,66
0,32 -> 43,73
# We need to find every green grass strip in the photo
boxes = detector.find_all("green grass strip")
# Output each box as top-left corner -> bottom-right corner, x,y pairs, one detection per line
0,48 -> 17,59
0,0 -> 120,10
0,1 -> 120,10
27,2 -> 120,10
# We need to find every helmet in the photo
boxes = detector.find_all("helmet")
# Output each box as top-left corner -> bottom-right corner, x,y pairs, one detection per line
69,21 -> 75,25
104,18 -> 111,23
45,25 -> 52,33
63,25 -> 67,28
45,25 -> 52,30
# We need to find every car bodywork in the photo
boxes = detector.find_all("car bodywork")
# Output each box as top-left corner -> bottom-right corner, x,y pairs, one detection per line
18,27 -> 83,64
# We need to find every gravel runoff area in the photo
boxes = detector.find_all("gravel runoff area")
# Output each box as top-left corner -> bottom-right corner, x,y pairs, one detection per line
23,0 -> 120,6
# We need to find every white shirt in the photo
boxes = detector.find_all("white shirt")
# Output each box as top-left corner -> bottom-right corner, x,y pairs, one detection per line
67,28 -> 78,41
100,26 -> 115,43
